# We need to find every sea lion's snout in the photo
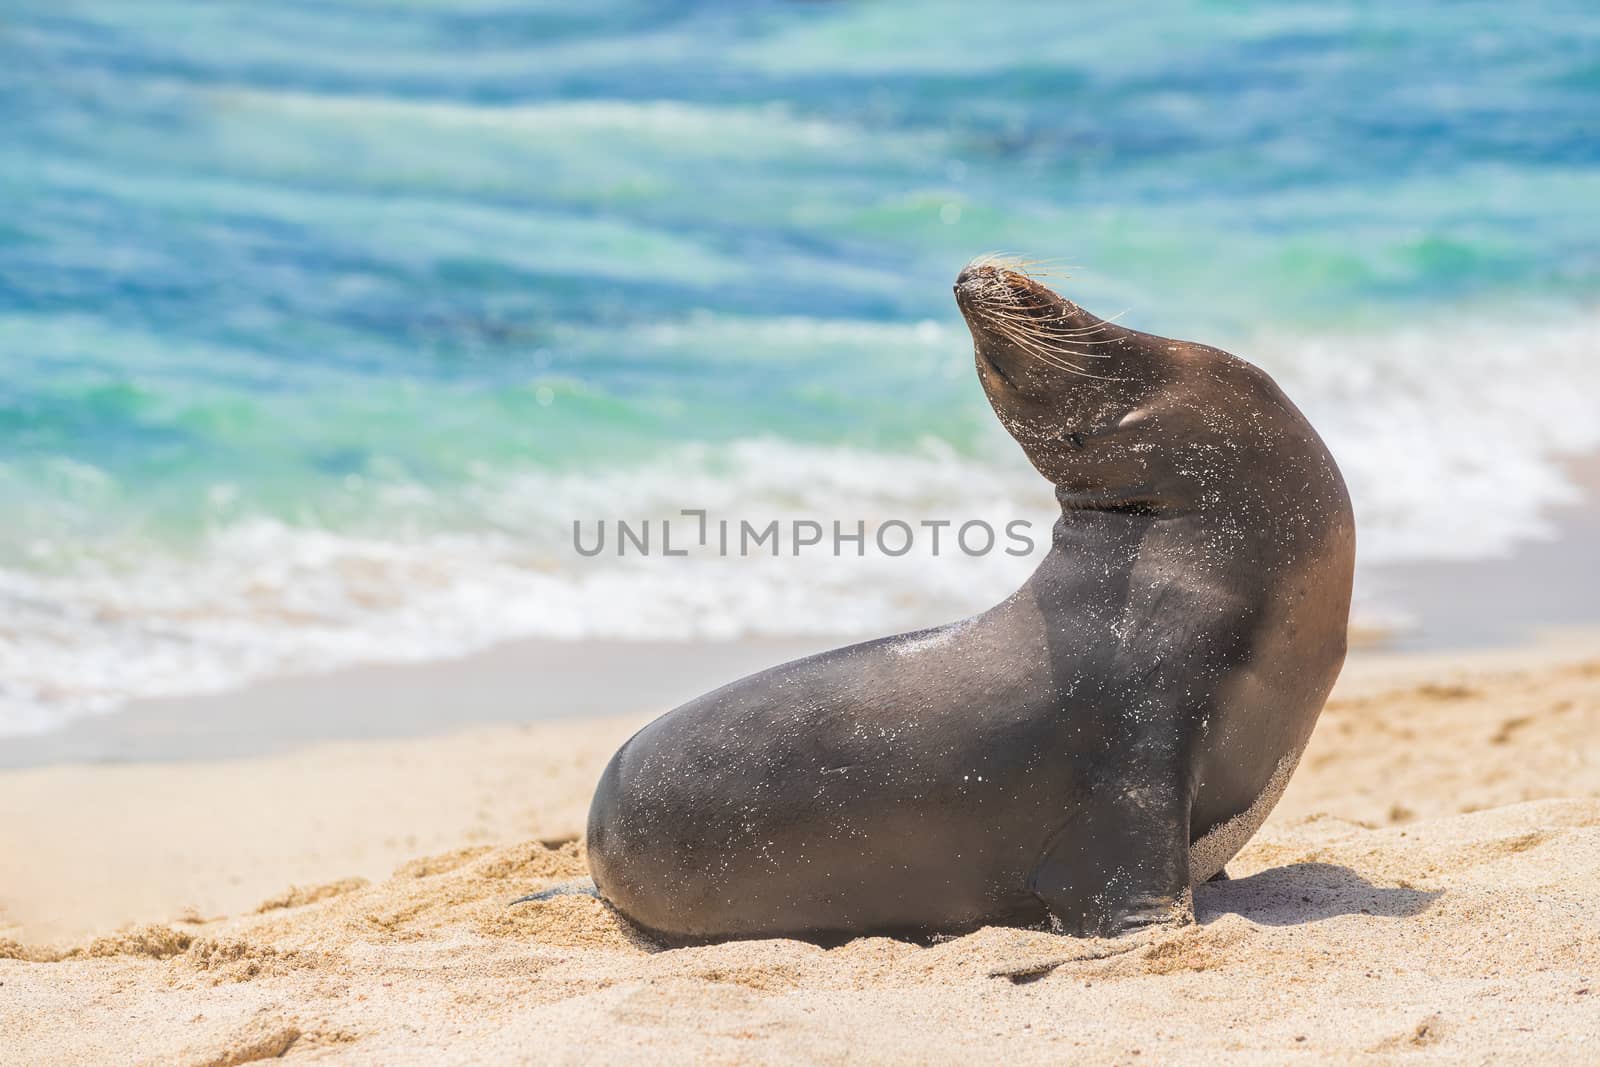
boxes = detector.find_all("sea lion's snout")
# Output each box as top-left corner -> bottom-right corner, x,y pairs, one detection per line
954,258 -> 1077,397
953,259 -> 1064,324
952,260 -> 989,291
954,260 -> 1022,300
954,258 -> 1025,287
952,264 -> 980,304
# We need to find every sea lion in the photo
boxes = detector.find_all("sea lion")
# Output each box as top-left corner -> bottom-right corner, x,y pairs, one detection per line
577,257 -> 1355,943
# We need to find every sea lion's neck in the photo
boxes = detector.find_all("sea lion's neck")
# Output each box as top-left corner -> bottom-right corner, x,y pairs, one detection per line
1052,484 -> 1167,519
999,509 -> 1163,634
1022,491 -> 1204,589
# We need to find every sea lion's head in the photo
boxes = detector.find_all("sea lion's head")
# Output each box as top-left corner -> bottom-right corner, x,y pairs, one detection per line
953,256 -> 1178,505
953,255 -> 1332,519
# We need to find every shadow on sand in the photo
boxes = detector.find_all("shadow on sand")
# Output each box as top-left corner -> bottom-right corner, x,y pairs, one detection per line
1196,862 -> 1441,927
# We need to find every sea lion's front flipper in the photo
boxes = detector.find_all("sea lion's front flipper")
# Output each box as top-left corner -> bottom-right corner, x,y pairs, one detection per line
1029,773 -> 1193,938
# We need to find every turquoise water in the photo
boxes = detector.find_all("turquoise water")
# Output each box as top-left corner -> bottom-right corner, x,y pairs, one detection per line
3,2 -> 1599,732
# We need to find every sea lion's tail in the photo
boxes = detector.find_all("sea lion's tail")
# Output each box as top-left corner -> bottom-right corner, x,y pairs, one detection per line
510,878 -> 598,905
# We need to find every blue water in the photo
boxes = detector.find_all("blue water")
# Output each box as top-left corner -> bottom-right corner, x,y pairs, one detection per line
3,2 -> 1599,732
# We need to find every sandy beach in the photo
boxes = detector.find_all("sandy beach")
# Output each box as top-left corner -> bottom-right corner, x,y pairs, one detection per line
3,633 -> 1597,1065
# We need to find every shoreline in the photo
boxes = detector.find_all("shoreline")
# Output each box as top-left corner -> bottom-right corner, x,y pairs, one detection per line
6,459 -> 1599,771
0,636 -> 832,770
1359,453 -> 1600,651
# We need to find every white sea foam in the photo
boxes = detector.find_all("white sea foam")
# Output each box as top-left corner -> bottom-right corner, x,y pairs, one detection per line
0,441 -> 1055,735
1262,310 -> 1600,561
2,312 -> 1597,736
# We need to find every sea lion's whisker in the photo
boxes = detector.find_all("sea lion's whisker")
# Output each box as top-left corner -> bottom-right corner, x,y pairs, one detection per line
981,324 -> 1115,360
991,254 -> 1071,272
998,327 -> 1123,377
985,308 -> 1126,337
978,306 -> 1105,332
962,262 -> 1129,372
1003,266 -> 1075,281
971,250 -> 1018,272
1058,309 -> 1131,333
986,319 -> 1123,380
994,330 -> 1091,375
1023,351 -> 1119,380
974,310 -> 1117,355
1001,260 -> 1068,276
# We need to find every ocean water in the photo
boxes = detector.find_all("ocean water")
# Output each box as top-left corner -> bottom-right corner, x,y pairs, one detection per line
3,2 -> 1599,734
